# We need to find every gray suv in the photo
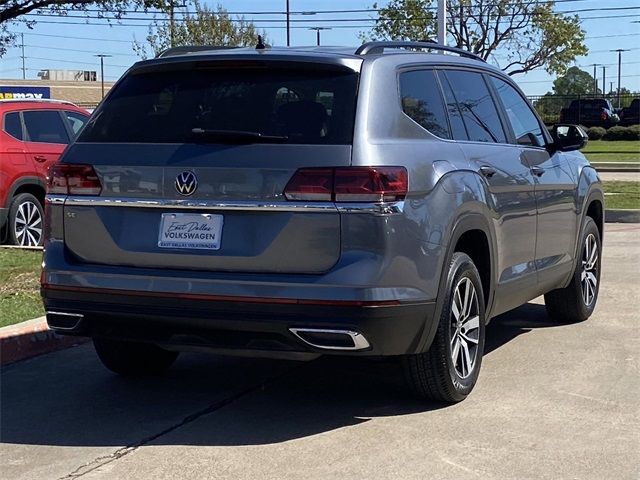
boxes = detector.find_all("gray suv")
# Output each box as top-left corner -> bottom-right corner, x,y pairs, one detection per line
42,41 -> 603,403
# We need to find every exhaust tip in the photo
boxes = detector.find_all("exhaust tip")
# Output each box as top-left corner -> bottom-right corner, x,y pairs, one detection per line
289,328 -> 370,351
46,311 -> 84,330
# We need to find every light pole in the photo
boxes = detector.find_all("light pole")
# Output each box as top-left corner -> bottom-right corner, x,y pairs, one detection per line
437,0 -> 447,45
602,66 -> 606,97
286,0 -> 291,46
94,54 -> 112,99
309,27 -> 331,46
592,64 -> 599,95
611,49 -> 629,108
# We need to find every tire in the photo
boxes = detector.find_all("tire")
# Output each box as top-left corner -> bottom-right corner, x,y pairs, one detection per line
545,217 -> 601,323
8,193 -> 44,247
93,337 -> 179,376
402,252 -> 486,403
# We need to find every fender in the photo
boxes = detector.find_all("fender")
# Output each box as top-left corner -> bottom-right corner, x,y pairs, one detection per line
4,176 -> 46,209
561,167 -> 604,288
416,201 -> 498,354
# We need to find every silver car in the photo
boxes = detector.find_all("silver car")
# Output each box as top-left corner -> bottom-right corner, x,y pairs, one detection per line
42,41 -> 603,402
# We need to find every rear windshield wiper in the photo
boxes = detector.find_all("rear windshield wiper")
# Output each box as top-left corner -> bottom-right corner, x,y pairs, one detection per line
190,128 -> 288,144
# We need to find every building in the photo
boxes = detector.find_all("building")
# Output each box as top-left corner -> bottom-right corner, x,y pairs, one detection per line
0,78 -> 115,108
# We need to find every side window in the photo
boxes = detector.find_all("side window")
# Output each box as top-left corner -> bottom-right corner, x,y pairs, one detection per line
438,72 -> 469,141
64,111 -> 89,137
399,70 -> 450,139
23,110 -> 69,144
443,70 -> 506,144
4,112 -> 23,140
490,77 -> 545,147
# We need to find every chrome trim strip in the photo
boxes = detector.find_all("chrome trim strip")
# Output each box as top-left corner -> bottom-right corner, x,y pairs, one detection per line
64,196 -> 337,213
336,201 -> 405,215
63,196 -> 405,215
45,195 -> 67,205
289,328 -> 371,351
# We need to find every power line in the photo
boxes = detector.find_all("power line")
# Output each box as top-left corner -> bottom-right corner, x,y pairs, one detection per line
23,44 -> 137,57
25,56 -> 131,69
19,12 -> 640,28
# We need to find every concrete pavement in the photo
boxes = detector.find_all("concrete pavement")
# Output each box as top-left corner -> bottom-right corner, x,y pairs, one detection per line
2,224 -> 639,480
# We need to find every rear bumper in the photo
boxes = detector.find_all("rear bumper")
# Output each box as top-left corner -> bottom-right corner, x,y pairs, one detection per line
42,286 -> 436,359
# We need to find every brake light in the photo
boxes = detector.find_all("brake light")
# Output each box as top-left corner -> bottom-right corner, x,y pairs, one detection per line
600,111 -> 608,121
47,164 -> 102,195
284,167 -> 407,202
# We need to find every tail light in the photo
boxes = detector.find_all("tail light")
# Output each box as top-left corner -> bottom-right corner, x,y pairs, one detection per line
47,164 -> 102,195
601,111 -> 608,121
284,167 -> 408,202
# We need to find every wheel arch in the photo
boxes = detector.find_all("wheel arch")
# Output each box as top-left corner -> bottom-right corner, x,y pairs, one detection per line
6,176 -> 46,208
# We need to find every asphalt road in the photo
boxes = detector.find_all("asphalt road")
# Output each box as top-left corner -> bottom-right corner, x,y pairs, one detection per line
2,224 -> 639,480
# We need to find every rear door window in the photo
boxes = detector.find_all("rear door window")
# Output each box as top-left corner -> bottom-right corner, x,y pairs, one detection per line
23,110 -> 69,144
399,69 -> 450,139
490,77 -> 545,147
79,64 -> 359,145
4,112 -> 23,140
442,70 -> 507,144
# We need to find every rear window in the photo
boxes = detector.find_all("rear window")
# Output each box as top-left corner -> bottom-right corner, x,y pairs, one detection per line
79,65 -> 359,145
4,112 -> 22,140
23,110 -> 69,144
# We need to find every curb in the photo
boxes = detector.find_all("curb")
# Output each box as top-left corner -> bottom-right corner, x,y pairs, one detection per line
594,166 -> 640,173
0,317 -> 89,366
605,209 -> 640,224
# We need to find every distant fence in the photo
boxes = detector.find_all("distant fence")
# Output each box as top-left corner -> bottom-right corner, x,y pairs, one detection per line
526,94 -> 637,126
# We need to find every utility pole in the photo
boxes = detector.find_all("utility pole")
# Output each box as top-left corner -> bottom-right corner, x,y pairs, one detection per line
94,54 -> 112,99
309,27 -> 331,46
602,66 -> 605,97
592,64 -> 598,95
20,33 -> 25,80
437,0 -> 447,45
169,0 -> 175,48
611,49 -> 629,108
286,0 -> 291,46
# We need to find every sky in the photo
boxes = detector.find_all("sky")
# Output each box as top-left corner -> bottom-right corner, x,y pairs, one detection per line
1,0 -> 639,96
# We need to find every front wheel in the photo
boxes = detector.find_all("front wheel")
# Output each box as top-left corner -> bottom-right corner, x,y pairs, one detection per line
402,252 -> 486,403
545,216 -> 601,323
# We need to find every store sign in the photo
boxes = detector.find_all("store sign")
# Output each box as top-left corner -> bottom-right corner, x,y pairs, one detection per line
0,86 -> 51,100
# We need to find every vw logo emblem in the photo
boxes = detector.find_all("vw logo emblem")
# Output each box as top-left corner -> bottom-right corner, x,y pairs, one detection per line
175,171 -> 197,196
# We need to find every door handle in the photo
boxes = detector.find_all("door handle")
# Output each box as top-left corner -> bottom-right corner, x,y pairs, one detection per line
478,166 -> 496,178
530,166 -> 545,177
33,155 -> 47,163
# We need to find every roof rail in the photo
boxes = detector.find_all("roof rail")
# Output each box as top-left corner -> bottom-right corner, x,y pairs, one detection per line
0,98 -> 77,106
355,41 -> 485,62
156,45 -> 240,58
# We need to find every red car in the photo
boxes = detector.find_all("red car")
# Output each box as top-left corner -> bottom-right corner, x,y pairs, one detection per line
0,99 -> 90,246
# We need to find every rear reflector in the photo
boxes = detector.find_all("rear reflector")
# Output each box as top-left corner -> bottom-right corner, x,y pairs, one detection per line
284,167 -> 407,202
47,164 -> 102,196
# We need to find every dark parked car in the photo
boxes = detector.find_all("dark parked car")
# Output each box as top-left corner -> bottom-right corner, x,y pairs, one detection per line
620,98 -> 640,126
559,98 -> 619,127
41,41 -> 604,403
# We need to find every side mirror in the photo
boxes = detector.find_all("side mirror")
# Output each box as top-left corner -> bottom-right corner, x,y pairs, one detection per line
551,124 -> 588,152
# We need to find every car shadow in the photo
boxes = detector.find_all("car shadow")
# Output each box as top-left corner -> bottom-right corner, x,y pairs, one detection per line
1,302 -> 560,448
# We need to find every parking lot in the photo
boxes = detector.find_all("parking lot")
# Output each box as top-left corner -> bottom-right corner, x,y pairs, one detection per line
1,224 -> 638,480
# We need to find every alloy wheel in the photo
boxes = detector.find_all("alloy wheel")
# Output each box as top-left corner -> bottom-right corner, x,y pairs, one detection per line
14,201 -> 42,247
581,233 -> 598,307
450,277 -> 480,379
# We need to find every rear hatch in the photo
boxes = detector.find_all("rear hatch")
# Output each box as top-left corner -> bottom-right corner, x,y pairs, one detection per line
59,57 -> 360,273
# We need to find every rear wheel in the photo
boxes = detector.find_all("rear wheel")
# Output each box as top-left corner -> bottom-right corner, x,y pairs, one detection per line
545,216 -> 601,323
93,337 -> 179,376
8,193 -> 44,247
402,252 -> 486,403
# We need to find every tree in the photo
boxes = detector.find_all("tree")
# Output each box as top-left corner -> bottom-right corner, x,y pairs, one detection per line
534,67 -> 597,122
133,2 -> 266,59
362,0 -> 587,76
0,0 -> 165,56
